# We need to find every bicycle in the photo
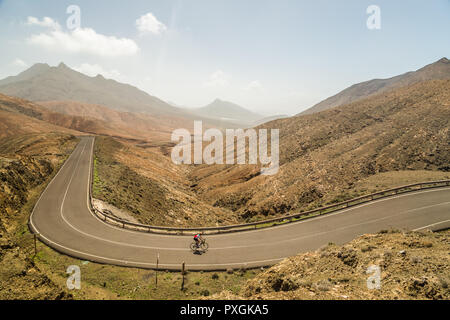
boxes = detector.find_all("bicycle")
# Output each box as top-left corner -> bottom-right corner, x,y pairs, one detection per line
190,238 -> 209,252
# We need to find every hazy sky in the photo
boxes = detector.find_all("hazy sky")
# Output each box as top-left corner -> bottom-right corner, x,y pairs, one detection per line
0,0 -> 449,115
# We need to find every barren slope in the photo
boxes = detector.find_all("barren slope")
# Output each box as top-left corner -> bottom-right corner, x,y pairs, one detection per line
189,80 -> 450,221
0,132 -> 79,299
92,136 -> 239,227
39,100 -> 226,143
211,230 -> 450,300
0,94 -> 87,139
0,94 -> 172,142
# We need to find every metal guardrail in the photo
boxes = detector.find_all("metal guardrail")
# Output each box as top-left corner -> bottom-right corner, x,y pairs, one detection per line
89,140 -> 450,235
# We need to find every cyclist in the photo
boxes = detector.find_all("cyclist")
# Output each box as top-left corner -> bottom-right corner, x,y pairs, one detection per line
193,233 -> 203,248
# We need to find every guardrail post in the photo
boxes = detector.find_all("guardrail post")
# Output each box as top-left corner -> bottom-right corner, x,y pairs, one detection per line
34,234 -> 37,257
155,254 -> 159,288
181,262 -> 186,291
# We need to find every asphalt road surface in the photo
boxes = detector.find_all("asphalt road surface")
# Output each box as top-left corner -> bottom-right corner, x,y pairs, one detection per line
29,137 -> 450,270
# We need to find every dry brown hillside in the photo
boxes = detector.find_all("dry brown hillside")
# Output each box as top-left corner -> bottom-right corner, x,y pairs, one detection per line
0,132 -> 79,299
0,93 -> 85,298
0,93 -> 112,138
92,136 -> 240,227
40,100 -> 199,143
211,229 -> 450,300
0,95 -> 81,139
39,100 -> 245,143
0,94 -> 167,142
189,80 -> 450,222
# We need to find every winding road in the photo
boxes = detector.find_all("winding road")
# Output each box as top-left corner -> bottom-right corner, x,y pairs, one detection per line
29,137 -> 450,271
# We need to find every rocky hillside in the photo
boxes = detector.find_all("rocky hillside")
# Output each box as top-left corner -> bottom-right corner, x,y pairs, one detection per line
0,94 -> 82,140
190,79 -> 450,221
0,93 -> 178,143
0,133 -> 78,299
92,136 -> 239,227
300,57 -> 450,115
39,100 -> 187,143
211,229 -> 450,300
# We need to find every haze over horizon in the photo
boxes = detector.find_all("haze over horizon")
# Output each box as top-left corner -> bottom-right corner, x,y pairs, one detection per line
0,0 -> 449,116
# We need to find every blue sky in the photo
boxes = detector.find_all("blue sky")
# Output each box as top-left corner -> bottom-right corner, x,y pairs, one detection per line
0,0 -> 449,115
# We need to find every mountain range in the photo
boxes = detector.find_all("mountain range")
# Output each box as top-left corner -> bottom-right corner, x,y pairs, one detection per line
0,57 -> 448,140
0,63 -> 180,116
0,57 -> 449,225
0,63 -> 279,129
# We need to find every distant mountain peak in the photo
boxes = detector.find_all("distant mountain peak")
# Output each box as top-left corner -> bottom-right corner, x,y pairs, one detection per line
0,61 -> 179,116
192,98 -> 263,125
0,63 -> 51,85
28,62 -> 50,71
34,62 -> 50,67
209,98 -> 241,107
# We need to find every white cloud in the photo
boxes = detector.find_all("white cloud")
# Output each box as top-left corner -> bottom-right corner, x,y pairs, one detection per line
136,13 -> 167,35
27,27 -> 139,57
12,58 -> 28,68
26,16 -> 61,30
244,80 -> 263,91
72,63 -> 121,80
203,70 -> 231,87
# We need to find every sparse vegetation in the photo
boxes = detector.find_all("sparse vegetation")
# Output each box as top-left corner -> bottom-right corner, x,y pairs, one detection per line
0,59 -> 449,301
0,133 -> 259,300
33,242 -> 260,300
92,136 -> 239,227
189,80 -> 450,222
0,133 -> 78,299
211,230 -> 450,300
